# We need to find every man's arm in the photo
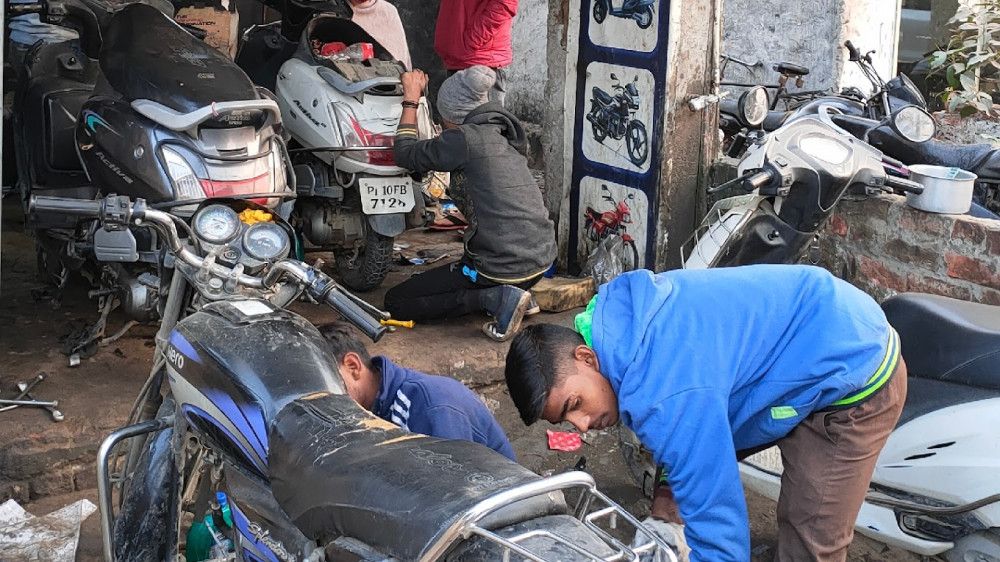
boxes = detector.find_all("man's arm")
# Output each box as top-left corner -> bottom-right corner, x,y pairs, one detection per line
466,0 -> 518,50
412,404 -> 518,462
395,70 -> 469,172
636,389 -> 750,562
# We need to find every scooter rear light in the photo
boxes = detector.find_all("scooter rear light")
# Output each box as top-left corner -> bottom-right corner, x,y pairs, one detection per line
162,147 -> 205,200
364,132 -> 395,166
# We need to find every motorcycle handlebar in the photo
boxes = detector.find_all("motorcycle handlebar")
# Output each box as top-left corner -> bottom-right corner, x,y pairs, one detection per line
844,40 -> 861,62
30,196 -> 103,217
324,288 -> 387,342
885,175 -> 924,195
8,2 -> 45,15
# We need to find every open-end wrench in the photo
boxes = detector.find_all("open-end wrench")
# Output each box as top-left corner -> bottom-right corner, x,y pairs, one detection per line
0,374 -> 45,413
17,383 -> 65,422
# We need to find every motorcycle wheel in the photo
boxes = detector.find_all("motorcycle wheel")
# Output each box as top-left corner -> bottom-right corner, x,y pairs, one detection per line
636,5 -> 654,28
593,0 -> 607,23
335,227 -> 393,291
626,120 -> 649,166
622,239 -> 640,271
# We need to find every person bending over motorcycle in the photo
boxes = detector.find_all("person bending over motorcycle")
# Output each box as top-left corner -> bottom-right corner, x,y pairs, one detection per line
503,264 -> 908,562
319,321 -> 517,461
386,66 -> 556,341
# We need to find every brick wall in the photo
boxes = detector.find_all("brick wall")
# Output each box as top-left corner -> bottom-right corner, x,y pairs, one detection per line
818,194 -> 1000,305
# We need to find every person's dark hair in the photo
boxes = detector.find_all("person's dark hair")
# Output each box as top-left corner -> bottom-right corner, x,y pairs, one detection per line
505,323 -> 585,426
316,321 -> 375,370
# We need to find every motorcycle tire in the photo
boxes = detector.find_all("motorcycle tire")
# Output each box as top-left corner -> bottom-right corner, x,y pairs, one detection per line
593,0 -> 607,24
589,106 -> 608,143
335,227 -> 393,292
622,239 -> 640,271
626,120 -> 649,167
636,5 -> 654,28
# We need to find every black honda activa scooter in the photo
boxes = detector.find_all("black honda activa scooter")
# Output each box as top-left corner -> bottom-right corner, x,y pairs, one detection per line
10,0 -> 293,353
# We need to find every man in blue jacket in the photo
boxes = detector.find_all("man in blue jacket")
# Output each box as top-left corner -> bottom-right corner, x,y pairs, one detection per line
319,322 -> 517,461
503,265 -> 907,562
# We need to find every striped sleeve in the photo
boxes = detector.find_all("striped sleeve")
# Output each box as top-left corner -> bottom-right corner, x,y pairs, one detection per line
393,127 -> 469,173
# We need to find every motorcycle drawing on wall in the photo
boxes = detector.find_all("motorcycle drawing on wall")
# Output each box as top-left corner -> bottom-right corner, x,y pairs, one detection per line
583,184 -> 640,271
586,74 -> 650,167
592,0 -> 655,29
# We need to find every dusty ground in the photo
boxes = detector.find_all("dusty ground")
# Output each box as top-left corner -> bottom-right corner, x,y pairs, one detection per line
0,195 -> 927,561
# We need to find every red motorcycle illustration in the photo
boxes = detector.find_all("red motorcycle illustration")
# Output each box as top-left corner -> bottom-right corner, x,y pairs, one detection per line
583,184 -> 640,271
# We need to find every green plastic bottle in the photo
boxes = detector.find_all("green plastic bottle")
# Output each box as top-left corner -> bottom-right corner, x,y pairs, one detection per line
185,517 -> 214,562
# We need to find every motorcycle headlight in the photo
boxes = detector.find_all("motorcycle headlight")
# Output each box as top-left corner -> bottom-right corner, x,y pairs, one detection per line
890,106 -> 936,143
161,147 -> 204,200
738,86 -> 769,128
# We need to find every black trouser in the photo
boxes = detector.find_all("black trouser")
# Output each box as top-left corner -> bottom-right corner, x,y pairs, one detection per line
383,260 -> 541,322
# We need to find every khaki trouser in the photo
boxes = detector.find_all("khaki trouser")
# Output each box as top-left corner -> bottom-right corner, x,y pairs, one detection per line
774,358 -> 908,561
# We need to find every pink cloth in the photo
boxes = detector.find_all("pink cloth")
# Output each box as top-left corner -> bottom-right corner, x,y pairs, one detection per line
434,0 -> 518,70
349,0 -> 412,69
546,429 -> 582,452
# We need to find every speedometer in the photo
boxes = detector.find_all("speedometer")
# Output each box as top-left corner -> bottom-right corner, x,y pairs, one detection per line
193,205 -> 240,244
243,222 -> 290,261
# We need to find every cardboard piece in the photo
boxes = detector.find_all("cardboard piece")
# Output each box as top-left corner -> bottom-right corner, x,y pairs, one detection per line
174,4 -> 239,59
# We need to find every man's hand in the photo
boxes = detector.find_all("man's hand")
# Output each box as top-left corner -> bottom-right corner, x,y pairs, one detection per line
402,70 -> 428,103
631,517 -> 691,562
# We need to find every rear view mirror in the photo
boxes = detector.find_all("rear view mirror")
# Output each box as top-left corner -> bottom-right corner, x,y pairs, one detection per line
890,106 -> 935,143
737,86 -> 768,128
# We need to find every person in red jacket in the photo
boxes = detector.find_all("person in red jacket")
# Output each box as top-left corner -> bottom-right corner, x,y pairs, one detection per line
434,0 -> 518,104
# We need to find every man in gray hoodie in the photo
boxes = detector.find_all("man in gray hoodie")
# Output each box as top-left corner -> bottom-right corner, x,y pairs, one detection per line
385,65 -> 556,341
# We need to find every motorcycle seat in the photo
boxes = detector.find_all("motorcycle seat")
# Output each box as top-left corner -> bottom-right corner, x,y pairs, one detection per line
882,293 -> 1000,390
100,4 -> 259,114
268,393 -> 567,560
593,87 -> 614,105
867,129 -> 996,175
774,62 -> 810,77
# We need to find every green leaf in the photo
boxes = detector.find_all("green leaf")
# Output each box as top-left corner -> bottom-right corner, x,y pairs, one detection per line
949,94 -> 964,113
969,53 -> 995,66
961,72 -> 979,92
953,62 -> 967,73
948,65 -> 962,88
960,104 -> 980,117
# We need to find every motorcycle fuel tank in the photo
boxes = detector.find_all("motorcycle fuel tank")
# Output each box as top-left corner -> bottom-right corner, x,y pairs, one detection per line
164,299 -> 347,476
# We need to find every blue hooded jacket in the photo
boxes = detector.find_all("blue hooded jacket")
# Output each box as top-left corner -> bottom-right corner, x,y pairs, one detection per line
370,356 -> 517,461
590,265 -> 892,562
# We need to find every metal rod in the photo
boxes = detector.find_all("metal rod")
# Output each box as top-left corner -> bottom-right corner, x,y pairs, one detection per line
867,492 -> 1000,516
0,398 -> 58,407
97,416 -> 174,562
0,374 -> 45,412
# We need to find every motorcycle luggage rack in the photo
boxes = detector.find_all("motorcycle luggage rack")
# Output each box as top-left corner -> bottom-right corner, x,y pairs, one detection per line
418,471 -> 678,562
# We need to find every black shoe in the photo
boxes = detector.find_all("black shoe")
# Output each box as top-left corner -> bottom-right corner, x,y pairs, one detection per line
481,285 -> 532,341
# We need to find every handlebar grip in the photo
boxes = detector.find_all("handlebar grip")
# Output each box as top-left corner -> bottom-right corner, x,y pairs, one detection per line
743,169 -> 774,191
845,40 -> 860,61
885,175 -> 924,195
882,155 -> 905,169
8,2 -> 45,15
325,289 -> 387,343
30,196 -> 103,217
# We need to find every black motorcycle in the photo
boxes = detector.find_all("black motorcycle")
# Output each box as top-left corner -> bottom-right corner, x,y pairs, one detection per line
586,73 -> 650,167
19,193 -> 681,562
10,0 -> 293,354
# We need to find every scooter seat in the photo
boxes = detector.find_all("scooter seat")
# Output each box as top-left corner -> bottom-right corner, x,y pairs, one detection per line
593,87 -> 614,105
268,393 -> 566,560
882,293 -> 1000,390
100,4 -> 259,114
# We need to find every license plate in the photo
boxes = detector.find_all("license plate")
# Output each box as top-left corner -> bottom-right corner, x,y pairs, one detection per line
359,177 -> 416,215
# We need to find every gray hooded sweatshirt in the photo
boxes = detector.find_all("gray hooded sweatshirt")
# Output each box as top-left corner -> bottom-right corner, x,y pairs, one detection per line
394,103 -> 556,283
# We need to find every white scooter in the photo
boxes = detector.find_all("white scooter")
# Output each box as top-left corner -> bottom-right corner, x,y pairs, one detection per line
619,112 -> 1000,561
271,14 -> 433,290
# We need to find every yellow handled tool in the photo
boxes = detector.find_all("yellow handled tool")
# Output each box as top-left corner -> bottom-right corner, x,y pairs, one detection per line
380,319 -> 415,329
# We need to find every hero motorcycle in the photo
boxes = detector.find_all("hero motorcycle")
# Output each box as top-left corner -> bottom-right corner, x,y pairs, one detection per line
586,73 -> 650,167
9,0 -> 293,353
618,114 -> 1000,561
25,193 -> 683,562
583,184 -> 640,272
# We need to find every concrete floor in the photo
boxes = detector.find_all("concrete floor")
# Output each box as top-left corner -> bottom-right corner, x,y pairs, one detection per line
0,196 -> 927,561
